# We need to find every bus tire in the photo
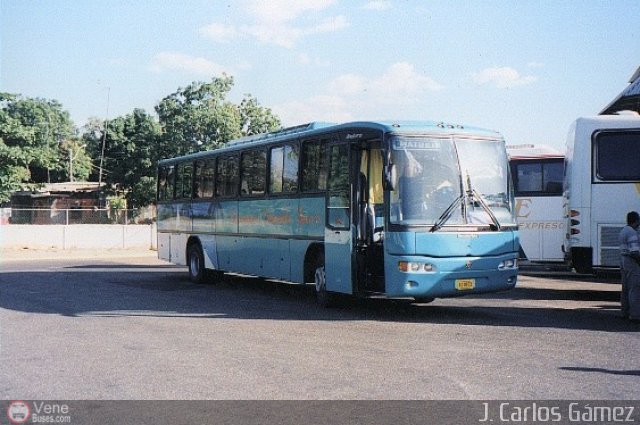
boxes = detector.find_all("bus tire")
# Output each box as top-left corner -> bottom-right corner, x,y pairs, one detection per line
313,254 -> 335,307
571,247 -> 593,275
187,243 -> 206,284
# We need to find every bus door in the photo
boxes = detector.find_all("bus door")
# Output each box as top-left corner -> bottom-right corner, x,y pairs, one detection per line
356,145 -> 386,293
324,141 -> 354,294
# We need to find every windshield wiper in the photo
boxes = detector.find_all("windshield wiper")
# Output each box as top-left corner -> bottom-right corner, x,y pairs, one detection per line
429,195 -> 464,232
465,172 -> 501,231
473,189 -> 501,230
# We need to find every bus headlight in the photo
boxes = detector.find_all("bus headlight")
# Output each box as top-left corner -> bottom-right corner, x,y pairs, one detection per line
398,261 -> 436,273
498,258 -> 518,270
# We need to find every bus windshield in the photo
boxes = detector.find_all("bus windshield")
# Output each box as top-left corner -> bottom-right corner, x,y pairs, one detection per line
389,136 -> 515,228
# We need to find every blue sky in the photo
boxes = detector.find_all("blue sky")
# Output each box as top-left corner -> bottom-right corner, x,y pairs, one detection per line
2,1 -> 639,150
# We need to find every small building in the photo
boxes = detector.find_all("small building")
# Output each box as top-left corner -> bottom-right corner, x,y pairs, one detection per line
10,182 -> 105,224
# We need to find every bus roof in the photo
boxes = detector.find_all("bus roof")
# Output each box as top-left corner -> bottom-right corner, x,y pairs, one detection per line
573,113 -> 640,127
159,120 -> 504,164
506,144 -> 564,159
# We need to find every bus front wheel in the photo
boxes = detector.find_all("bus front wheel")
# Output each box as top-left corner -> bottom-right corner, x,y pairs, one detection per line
314,256 -> 335,307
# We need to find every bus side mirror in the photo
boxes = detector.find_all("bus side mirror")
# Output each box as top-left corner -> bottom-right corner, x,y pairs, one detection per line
384,164 -> 397,191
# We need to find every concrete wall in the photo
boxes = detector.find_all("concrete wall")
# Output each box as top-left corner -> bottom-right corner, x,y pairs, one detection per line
0,224 -> 157,250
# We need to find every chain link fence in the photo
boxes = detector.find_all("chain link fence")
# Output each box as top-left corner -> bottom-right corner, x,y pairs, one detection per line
0,208 -> 155,225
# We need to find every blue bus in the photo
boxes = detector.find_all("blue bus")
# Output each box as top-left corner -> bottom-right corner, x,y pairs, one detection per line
157,121 -> 519,305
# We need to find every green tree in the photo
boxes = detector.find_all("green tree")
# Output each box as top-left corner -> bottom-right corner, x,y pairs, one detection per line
81,74 -> 281,208
155,75 -> 281,157
239,94 -> 281,136
84,109 -> 161,208
60,139 -> 92,182
0,93 -> 82,203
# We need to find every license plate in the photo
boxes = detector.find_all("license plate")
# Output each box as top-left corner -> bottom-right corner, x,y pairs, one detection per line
455,279 -> 475,291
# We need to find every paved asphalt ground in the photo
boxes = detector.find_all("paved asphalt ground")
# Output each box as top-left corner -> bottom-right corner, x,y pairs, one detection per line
0,249 -> 638,400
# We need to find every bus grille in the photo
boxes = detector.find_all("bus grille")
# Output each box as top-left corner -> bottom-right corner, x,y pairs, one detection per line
600,225 -> 624,267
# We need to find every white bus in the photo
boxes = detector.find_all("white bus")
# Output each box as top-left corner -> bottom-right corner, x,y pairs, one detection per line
563,112 -> 640,273
507,144 -> 565,263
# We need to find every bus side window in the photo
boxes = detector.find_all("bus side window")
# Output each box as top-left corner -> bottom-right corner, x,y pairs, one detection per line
270,146 -> 285,193
516,163 -> 543,193
543,161 -> 563,194
283,144 -> 299,192
327,144 -> 350,229
301,140 -> 329,192
216,156 -> 239,198
595,131 -> 640,181
513,160 -> 563,196
166,166 -> 175,199
158,165 -> 175,201
175,162 -> 193,199
241,150 -> 266,196
194,159 -> 215,199
204,159 -> 216,198
193,161 -> 203,199
270,144 -> 300,194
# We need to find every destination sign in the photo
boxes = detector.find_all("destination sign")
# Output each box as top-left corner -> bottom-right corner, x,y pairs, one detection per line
392,139 -> 439,150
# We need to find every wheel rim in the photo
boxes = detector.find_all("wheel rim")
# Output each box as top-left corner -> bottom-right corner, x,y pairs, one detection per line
314,266 -> 326,293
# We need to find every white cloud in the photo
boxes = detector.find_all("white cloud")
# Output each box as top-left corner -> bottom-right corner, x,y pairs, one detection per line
328,73 -> 368,94
472,66 -> 538,89
150,52 -> 231,76
199,23 -> 239,43
313,15 -> 349,33
329,62 -> 443,98
245,0 -> 336,24
236,60 -> 252,71
297,53 -> 330,67
274,62 -> 443,125
273,95 -> 353,125
200,0 -> 347,48
362,1 -> 392,11
240,15 -> 348,48
240,24 -> 302,48
372,62 -> 444,95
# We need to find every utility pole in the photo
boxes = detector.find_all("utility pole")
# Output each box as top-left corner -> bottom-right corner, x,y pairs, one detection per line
98,87 -> 110,205
68,143 -> 86,182
69,144 -> 73,182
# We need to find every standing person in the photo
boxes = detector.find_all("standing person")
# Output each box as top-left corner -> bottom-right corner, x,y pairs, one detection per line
619,211 -> 640,321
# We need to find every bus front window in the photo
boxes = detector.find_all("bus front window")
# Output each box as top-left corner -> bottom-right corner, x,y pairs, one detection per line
455,138 -> 516,227
389,137 -> 463,226
388,136 -> 515,228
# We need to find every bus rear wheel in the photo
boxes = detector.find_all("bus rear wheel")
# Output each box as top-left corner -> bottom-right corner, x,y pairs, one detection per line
188,243 -> 206,284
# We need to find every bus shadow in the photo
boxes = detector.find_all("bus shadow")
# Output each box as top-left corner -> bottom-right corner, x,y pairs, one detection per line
519,270 -> 621,284
348,299 -> 632,332
486,286 -> 621,302
0,266 -> 637,333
